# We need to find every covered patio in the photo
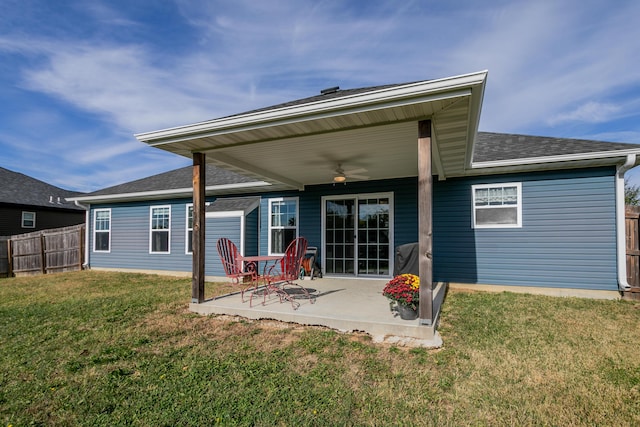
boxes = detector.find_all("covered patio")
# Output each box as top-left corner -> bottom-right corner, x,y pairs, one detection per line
191,277 -> 447,347
135,71 -> 488,338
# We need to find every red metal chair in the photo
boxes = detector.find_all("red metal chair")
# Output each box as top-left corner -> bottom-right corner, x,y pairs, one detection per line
216,237 -> 258,304
263,237 -> 315,309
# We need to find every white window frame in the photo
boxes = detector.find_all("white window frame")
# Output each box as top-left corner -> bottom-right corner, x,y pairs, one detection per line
185,204 -> 193,255
93,208 -> 111,252
21,211 -> 36,228
321,192 -> 395,277
472,182 -> 522,229
267,197 -> 299,256
149,205 -> 171,254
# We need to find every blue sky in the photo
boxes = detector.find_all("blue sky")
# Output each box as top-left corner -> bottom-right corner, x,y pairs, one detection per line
2,0 -> 640,192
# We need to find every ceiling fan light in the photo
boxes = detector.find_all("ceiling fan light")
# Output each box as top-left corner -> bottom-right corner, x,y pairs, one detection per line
333,174 -> 346,183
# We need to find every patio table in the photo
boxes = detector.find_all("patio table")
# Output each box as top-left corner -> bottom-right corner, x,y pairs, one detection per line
241,255 -> 282,278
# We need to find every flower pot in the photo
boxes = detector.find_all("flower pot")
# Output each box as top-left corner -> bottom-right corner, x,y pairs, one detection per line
397,304 -> 418,320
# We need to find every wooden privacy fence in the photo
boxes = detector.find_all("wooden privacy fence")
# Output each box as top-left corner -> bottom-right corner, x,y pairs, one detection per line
625,206 -> 640,290
0,236 -> 8,277
3,224 -> 85,277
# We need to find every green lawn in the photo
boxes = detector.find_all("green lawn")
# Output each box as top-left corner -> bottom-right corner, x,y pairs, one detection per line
1,271 -> 640,426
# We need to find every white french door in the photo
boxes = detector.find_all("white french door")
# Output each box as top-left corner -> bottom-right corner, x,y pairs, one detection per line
322,193 -> 393,277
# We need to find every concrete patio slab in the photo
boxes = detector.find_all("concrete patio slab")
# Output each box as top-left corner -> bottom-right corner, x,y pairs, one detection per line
190,277 -> 443,348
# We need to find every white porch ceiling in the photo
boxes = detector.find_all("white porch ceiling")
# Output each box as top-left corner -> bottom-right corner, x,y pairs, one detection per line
136,71 -> 488,191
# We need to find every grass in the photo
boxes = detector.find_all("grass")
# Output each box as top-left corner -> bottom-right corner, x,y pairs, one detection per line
1,271 -> 640,426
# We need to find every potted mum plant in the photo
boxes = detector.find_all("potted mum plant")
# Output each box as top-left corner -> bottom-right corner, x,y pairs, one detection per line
382,273 -> 420,320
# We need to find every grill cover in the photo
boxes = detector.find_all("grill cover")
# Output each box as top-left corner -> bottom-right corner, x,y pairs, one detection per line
393,242 -> 419,276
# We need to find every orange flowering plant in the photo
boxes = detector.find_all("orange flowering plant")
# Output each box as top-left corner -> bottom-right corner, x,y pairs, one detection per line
382,274 -> 420,310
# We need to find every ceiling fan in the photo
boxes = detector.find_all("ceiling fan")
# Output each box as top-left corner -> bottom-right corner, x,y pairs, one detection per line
333,164 -> 369,183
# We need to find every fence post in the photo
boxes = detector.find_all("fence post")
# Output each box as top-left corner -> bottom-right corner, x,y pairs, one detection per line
7,239 -> 13,277
40,234 -> 46,274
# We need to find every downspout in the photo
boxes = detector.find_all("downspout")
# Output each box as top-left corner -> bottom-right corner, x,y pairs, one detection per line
616,154 -> 636,292
74,200 -> 91,269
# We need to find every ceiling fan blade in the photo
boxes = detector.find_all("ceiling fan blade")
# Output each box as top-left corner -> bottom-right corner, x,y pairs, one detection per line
348,174 -> 369,180
344,168 -> 368,175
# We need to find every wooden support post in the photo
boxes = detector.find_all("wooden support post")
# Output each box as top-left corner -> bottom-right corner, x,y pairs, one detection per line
418,120 -> 434,325
192,153 -> 206,303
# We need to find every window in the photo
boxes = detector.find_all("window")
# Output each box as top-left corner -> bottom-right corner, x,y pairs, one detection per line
472,183 -> 522,228
268,198 -> 298,255
94,209 -> 111,252
150,206 -> 171,253
21,211 -> 36,228
186,204 -> 193,254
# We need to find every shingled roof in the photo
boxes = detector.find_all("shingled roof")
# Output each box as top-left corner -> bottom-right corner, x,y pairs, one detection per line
474,132 -> 640,163
81,130 -> 640,201
81,164 -> 257,197
0,167 -> 84,210
218,82 -> 414,120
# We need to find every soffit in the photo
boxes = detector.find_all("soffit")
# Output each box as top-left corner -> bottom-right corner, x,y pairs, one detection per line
137,72 -> 488,190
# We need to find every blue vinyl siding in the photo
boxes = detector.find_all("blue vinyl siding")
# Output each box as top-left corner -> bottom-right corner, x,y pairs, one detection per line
205,217 -> 241,276
432,167 -> 618,290
90,199 -> 193,272
88,168 -> 618,290
89,198 -> 243,276
245,208 -> 259,257
257,178 -> 419,265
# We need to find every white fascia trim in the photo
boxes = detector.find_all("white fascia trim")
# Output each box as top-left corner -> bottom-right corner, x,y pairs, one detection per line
206,210 -> 245,218
66,181 -> 271,203
471,149 -> 640,169
135,71 -> 488,145
616,154 -> 636,291
464,72 -> 488,171
205,197 -> 260,218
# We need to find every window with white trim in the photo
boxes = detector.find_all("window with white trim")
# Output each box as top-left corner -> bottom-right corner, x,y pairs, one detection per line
472,183 -> 522,228
21,211 -> 36,228
150,206 -> 171,253
93,209 -> 111,252
186,204 -> 193,254
268,198 -> 298,255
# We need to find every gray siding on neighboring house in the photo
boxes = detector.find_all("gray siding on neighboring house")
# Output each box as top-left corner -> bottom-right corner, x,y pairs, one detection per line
432,167 -> 618,290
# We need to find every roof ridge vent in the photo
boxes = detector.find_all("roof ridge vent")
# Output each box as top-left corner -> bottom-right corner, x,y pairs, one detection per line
320,86 -> 340,95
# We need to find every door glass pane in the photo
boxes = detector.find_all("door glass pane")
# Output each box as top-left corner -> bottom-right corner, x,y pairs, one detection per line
325,199 -> 355,274
325,196 -> 391,276
357,197 -> 390,276
345,260 -> 354,274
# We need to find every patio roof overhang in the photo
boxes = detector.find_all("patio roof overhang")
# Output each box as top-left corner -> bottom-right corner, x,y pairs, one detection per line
135,71 -> 488,190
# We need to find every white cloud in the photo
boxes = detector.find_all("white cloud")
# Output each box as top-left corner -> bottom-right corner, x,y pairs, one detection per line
2,0 -> 640,191
548,101 -> 622,125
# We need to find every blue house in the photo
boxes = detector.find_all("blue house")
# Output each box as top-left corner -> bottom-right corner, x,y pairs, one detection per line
69,71 -> 640,324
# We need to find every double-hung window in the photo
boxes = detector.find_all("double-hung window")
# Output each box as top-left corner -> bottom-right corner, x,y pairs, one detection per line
150,206 -> 171,253
268,198 -> 298,255
94,209 -> 111,252
472,183 -> 522,228
21,211 -> 36,229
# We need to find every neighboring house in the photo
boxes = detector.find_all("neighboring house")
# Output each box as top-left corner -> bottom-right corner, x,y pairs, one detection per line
0,167 -> 85,236
69,71 -> 640,299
